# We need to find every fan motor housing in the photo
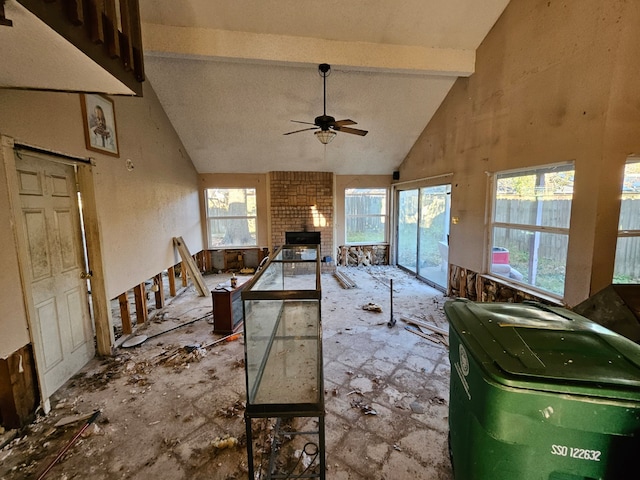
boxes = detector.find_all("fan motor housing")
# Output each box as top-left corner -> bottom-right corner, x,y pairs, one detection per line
315,115 -> 335,129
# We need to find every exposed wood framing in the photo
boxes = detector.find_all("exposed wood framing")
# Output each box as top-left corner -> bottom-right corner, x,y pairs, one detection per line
168,265 -> 177,296
338,244 -> 389,267
448,264 -> 558,305
77,163 -> 114,355
181,261 -> 188,287
118,292 -> 132,334
154,273 -> 165,309
133,282 -> 147,324
0,345 -> 38,428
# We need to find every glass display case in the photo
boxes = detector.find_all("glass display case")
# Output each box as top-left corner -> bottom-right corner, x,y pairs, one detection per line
241,244 -> 325,479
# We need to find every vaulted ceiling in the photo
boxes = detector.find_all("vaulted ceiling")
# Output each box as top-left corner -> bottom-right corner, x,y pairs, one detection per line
1,0 -> 511,175
139,0 -> 511,175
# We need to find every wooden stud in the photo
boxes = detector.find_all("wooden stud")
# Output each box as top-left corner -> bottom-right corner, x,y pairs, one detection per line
460,268 -> 467,298
205,250 -> 212,272
76,163 -> 114,355
118,292 -> 132,334
154,273 -> 165,309
167,266 -> 177,296
181,261 -> 188,288
133,283 -> 147,324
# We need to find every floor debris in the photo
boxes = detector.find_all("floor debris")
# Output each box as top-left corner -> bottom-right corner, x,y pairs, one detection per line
362,302 -> 383,312
218,400 -> 246,418
401,315 -> 449,337
36,411 -> 100,480
212,435 -> 239,450
53,413 -> 96,428
1,268 -> 452,480
404,324 -> 447,347
350,398 -> 378,415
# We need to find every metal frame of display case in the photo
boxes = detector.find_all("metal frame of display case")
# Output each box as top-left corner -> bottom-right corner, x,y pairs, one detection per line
241,244 -> 325,480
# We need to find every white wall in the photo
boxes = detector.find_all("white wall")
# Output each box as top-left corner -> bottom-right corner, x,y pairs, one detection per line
0,81 -> 202,356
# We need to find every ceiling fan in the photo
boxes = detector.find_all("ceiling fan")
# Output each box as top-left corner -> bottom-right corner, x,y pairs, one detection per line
284,63 -> 368,144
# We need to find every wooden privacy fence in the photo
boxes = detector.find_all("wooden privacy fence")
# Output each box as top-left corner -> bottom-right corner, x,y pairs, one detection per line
494,197 -> 639,278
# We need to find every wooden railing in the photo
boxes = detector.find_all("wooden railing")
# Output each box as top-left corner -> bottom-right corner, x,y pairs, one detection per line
17,0 -> 145,95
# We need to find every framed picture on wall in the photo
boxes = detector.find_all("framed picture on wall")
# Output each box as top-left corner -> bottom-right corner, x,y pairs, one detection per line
80,93 -> 119,157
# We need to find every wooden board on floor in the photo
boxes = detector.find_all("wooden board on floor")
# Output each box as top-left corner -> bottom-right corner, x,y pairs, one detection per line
173,237 -> 208,296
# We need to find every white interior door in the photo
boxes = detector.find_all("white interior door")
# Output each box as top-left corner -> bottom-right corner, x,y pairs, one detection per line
15,151 -> 95,404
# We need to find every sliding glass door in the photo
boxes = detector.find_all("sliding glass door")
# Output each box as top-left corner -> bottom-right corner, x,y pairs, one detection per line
417,185 -> 451,288
396,184 -> 451,290
397,190 -> 419,272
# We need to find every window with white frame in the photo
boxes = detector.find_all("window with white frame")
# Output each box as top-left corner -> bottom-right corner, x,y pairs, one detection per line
345,188 -> 388,243
613,158 -> 640,283
490,163 -> 575,297
205,188 -> 257,248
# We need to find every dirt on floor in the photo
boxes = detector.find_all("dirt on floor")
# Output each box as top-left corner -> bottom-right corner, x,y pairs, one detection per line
0,266 -> 452,480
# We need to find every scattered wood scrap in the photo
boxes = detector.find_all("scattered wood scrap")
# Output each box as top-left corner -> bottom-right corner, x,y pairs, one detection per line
350,398 -> 378,415
362,303 -> 382,313
173,236 -> 208,296
401,316 -> 449,340
404,325 -> 447,347
54,412 -> 96,428
334,269 -> 357,289
402,315 -> 449,347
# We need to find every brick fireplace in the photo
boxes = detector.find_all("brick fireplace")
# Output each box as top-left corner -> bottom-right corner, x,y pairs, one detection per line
269,171 -> 333,261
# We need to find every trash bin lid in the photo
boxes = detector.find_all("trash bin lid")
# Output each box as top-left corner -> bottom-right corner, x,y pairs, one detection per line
445,299 -> 640,394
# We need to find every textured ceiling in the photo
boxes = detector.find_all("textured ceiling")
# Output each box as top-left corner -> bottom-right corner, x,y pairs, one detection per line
140,0 -> 511,175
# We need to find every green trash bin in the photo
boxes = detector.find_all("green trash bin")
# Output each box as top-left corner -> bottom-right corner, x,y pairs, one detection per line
445,298 -> 640,480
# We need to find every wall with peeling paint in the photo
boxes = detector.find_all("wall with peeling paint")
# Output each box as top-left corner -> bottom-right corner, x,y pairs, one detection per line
398,0 -> 640,307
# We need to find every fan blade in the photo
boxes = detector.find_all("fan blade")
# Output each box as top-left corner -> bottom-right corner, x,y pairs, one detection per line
334,119 -> 357,127
334,126 -> 368,136
283,127 -> 319,135
290,120 -> 317,126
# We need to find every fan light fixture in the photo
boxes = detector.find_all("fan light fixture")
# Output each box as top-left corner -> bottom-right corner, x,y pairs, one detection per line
315,130 -> 337,144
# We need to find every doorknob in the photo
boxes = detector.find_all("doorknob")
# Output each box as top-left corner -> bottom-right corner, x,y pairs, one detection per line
81,271 -> 93,279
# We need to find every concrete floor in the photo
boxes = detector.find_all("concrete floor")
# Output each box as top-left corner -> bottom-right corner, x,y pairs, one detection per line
0,266 -> 453,480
